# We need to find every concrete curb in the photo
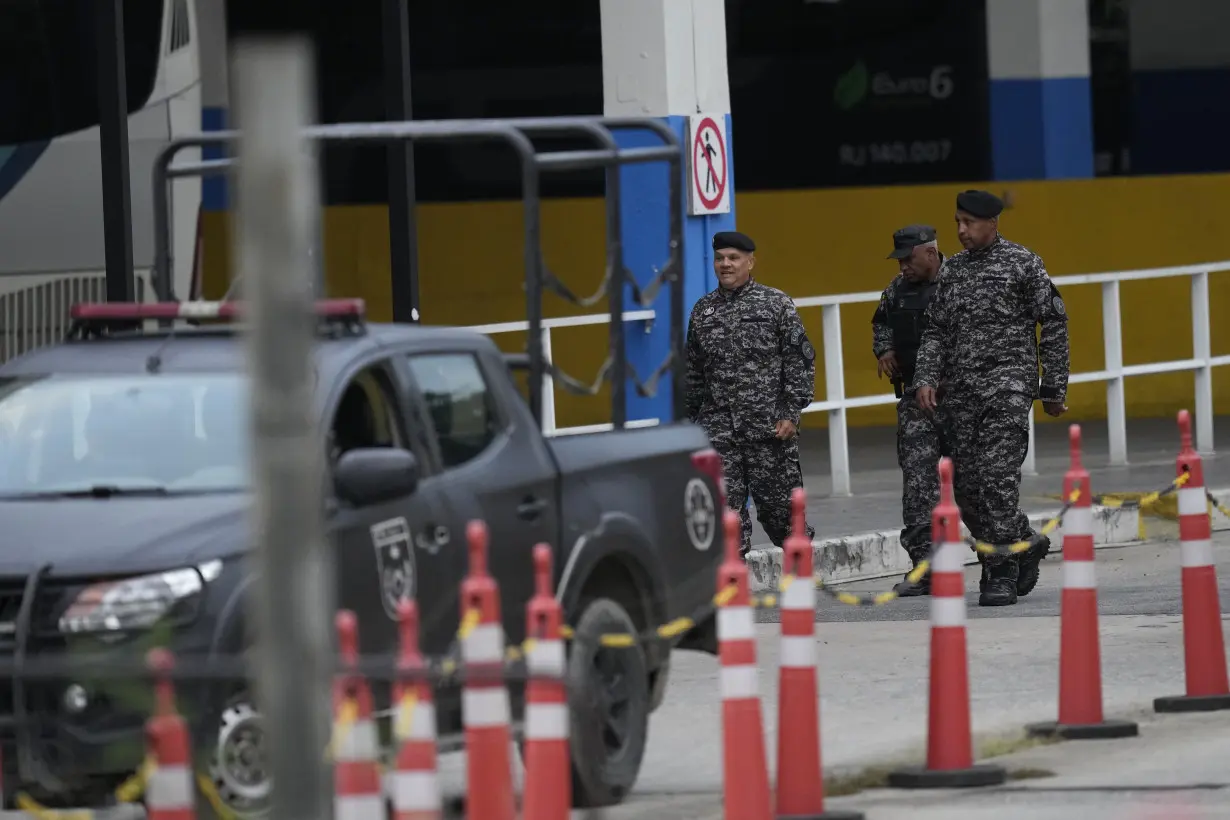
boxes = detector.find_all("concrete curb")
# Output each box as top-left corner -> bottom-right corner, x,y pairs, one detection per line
745,486 -> 1230,596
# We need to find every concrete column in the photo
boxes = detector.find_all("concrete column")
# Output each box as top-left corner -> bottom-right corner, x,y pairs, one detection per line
986,0 -> 1093,180
600,0 -> 735,424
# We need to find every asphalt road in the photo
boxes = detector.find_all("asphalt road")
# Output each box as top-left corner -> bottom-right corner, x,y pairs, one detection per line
609,710 -> 1230,820
426,527 -> 1229,817
583,528 -> 1230,818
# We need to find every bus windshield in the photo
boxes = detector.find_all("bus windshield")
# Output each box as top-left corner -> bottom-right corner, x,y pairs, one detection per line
0,373 -> 251,498
0,0 -> 163,146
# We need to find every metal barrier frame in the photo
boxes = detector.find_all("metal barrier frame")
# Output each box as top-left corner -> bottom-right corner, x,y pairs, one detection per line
150,116 -> 688,430
793,261 -> 1230,495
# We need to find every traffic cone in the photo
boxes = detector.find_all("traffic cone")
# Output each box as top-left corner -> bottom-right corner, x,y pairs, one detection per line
520,544 -> 570,820
1155,409 -> 1230,713
774,489 -> 864,820
144,649 -> 197,820
460,520 -> 517,820
391,600 -> 441,820
1026,424 -> 1139,740
888,457 -> 1006,789
717,510 -> 773,820
332,611 -> 385,820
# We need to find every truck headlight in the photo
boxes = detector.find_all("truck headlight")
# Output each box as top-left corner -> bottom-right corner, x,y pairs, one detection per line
58,561 -> 223,638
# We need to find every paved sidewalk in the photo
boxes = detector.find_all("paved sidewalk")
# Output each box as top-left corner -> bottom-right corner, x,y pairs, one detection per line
589,533 -> 1230,820
749,413 -> 1230,546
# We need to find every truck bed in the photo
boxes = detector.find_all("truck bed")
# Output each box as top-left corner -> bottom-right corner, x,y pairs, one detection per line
546,421 -> 723,652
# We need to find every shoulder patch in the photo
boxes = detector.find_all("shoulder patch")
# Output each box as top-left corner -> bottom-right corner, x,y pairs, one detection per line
801,340 -> 815,361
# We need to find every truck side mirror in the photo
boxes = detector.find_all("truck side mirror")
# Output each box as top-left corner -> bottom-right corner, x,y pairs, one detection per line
333,447 -> 420,507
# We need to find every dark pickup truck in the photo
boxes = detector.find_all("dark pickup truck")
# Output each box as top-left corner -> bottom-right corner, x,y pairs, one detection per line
0,299 -> 725,815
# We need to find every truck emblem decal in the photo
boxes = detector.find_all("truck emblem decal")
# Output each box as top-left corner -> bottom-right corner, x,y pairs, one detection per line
371,516 -> 416,620
684,477 -> 717,551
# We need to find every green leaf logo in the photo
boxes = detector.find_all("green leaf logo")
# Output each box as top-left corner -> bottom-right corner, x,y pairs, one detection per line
833,61 -> 870,111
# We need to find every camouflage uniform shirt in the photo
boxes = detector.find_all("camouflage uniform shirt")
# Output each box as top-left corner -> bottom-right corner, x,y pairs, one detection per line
912,235 -> 1070,403
685,279 -> 816,441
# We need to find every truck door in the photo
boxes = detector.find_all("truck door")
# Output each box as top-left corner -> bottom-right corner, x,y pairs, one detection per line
400,349 -> 559,651
325,358 -> 467,671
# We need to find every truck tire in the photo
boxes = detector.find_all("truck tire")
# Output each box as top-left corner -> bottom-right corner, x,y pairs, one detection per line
566,597 -> 650,808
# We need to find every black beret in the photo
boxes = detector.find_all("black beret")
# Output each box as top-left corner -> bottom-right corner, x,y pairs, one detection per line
712,231 -> 755,253
887,224 -> 938,259
956,189 -> 1004,219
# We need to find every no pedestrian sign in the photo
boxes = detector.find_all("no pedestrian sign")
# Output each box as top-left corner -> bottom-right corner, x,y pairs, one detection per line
688,114 -> 731,216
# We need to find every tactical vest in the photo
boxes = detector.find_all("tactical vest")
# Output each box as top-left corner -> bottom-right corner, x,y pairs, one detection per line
888,279 -> 938,390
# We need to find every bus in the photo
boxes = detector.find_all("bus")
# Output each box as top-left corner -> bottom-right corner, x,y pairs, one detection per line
0,0 -> 204,362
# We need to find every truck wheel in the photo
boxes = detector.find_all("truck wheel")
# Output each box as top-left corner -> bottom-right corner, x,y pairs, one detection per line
201,695 -> 271,820
566,597 -> 650,808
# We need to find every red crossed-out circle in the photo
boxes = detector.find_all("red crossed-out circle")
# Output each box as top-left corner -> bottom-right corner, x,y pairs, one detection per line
692,116 -> 727,211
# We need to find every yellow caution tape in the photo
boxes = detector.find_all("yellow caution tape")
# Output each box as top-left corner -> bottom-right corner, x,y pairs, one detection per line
197,773 -> 239,820
13,795 -> 94,820
965,487 -> 1081,557
394,690 -> 418,741
112,755 -> 155,803
801,555 -> 933,608
456,608 -> 481,642
14,752 -> 155,820
326,695 -> 359,761
550,582 -> 739,649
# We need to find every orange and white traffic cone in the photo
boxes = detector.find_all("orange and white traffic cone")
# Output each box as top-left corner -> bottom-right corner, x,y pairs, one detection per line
717,510 -> 772,820
774,489 -> 864,820
888,457 -> 1006,789
145,649 -> 196,820
1155,409 -> 1230,713
391,600 -> 441,820
520,543 -> 570,820
1027,424 -> 1138,740
332,611 -> 386,820
460,520 -> 517,820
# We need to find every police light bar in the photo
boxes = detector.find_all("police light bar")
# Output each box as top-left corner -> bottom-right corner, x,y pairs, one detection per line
68,298 -> 366,322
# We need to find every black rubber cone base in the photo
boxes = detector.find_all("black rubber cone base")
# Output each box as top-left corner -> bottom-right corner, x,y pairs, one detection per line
886,762 -> 1006,790
776,811 -> 866,820
1025,718 -> 1139,740
1154,692 -> 1230,713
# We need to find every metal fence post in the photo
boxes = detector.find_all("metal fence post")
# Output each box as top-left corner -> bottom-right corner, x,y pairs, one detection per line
541,326 -> 557,435
1191,270 -> 1215,455
1102,279 -> 1128,465
232,38 -> 334,820
1022,407 -> 1037,476
822,304 -> 852,497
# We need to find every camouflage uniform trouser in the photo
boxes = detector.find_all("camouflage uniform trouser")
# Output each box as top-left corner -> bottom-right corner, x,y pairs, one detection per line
897,396 -> 945,564
711,432 -> 816,555
945,389 -> 1035,567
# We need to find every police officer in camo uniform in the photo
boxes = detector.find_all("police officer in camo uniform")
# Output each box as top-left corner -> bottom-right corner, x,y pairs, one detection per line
873,225 -> 946,597
914,190 -> 1070,607
686,231 -> 818,557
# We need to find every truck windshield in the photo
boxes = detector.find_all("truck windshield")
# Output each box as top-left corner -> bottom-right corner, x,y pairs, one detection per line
0,373 -> 250,497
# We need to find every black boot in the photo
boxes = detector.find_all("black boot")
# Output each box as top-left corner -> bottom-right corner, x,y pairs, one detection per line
978,559 -> 1019,607
893,561 -> 931,597
1017,535 -> 1051,597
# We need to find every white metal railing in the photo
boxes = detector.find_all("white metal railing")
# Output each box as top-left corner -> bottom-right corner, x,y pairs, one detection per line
465,310 -> 661,436
0,271 -> 152,364
794,260 -> 1230,496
